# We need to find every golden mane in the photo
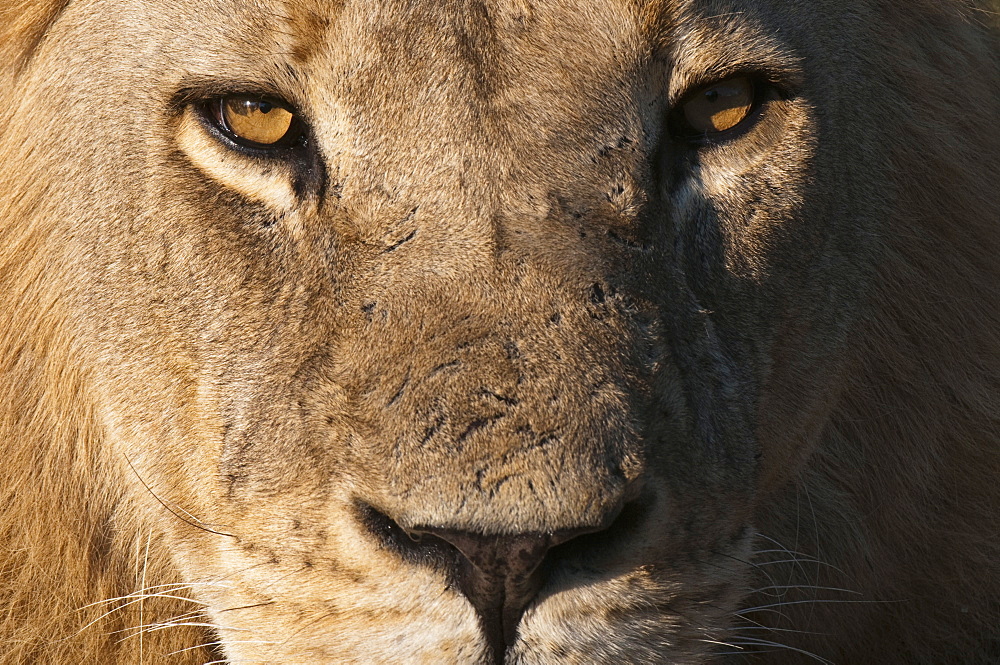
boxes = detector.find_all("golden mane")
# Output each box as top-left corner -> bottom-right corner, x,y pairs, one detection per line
0,3 -> 215,661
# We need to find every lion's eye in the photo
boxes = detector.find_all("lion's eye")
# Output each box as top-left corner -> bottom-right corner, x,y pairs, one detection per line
211,96 -> 301,148
677,76 -> 756,136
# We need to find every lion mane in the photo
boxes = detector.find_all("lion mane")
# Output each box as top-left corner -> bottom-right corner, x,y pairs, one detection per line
1,0 -> 998,663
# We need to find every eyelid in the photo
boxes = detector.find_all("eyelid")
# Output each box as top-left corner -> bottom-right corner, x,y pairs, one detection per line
170,78 -> 304,112
666,48 -> 803,105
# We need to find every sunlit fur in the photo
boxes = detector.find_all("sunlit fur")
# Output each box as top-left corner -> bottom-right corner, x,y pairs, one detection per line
0,0 -> 998,664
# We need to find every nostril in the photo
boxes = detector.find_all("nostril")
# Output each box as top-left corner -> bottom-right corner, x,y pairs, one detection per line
544,497 -> 650,566
413,529 -> 554,583
355,502 -> 455,565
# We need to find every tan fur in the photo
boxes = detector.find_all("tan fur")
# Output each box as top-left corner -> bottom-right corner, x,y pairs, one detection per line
0,0 -> 998,663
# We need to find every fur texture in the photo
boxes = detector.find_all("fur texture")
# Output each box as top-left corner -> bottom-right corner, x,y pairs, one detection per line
0,0 -> 998,663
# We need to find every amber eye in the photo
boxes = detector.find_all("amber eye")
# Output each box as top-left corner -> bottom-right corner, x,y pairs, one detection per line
677,76 -> 756,136
212,96 -> 301,148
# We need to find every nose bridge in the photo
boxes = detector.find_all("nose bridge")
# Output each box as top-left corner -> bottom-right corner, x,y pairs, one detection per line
307,3 -> 654,535
327,259 -> 648,533
322,9 -> 512,228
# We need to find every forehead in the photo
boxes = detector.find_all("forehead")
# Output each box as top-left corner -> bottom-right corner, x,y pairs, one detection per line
281,0 -> 652,57
82,0 -> 814,97
281,0 -> 794,71
269,0 -> 659,96
127,0 -> 791,66
121,0 -> 808,111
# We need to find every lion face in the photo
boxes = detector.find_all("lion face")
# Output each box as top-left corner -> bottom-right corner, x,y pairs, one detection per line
5,0 -> 897,662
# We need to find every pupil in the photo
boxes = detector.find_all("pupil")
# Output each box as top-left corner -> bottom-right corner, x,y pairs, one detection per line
258,101 -> 273,114
705,90 -> 719,103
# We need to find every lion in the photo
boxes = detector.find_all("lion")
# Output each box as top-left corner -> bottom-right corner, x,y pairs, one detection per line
1,0 -> 998,663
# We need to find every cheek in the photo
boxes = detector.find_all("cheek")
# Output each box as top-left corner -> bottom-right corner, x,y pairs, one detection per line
73,211 -> 333,534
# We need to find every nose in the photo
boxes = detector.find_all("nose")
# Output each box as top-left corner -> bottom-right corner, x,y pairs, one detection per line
361,504 -> 617,665
406,527 -> 591,662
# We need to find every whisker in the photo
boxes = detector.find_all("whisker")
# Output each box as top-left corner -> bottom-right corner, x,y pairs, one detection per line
118,621 -> 247,640
749,535 -> 849,578
218,601 -> 277,613
76,592 -> 210,636
699,638 -> 746,650
123,454 -> 237,538
747,556 -> 839,568
722,635 -> 833,664
78,582 -> 231,610
138,533 -> 150,665
735,624 -> 825,636
744,584 -> 862,596
167,639 -> 275,657
736,596 -> 896,615
113,608 -> 206,636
